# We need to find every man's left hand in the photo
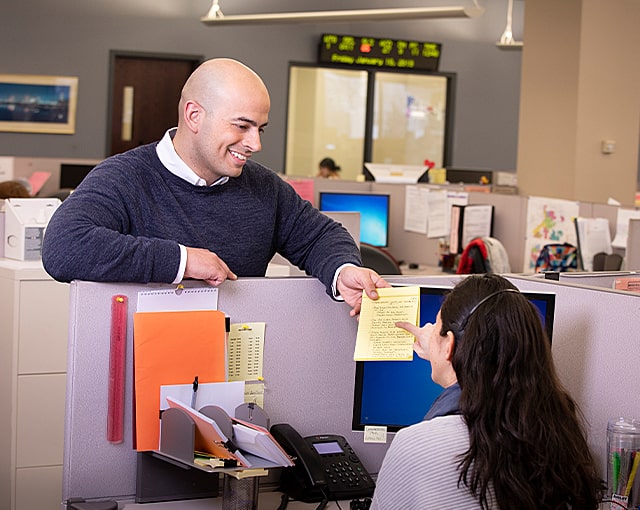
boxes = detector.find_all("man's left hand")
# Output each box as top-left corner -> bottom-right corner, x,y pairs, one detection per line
337,266 -> 391,317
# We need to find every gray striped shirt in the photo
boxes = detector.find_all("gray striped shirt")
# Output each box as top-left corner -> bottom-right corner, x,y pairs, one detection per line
371,415 -> 496,509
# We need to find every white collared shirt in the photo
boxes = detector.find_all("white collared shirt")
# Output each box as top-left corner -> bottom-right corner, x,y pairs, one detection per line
156,127 -> 228,187
156,128 -> 228,283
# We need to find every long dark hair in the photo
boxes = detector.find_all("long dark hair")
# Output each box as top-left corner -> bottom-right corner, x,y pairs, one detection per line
439,274 -> 604,509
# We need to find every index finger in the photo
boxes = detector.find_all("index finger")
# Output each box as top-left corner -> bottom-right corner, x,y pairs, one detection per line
396,321 -> 421,337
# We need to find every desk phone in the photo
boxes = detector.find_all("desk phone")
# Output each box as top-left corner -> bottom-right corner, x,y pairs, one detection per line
271,424 -> 375,503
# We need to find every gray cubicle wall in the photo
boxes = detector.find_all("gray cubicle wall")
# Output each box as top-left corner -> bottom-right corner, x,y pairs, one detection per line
62,277 -> 386,504
370,181 -> 445,269
11,156 -> 102,197
312,178 -> 496,267
311,178 -> 625,273
627,219 -> 640,270
508,275 -> 640,475
370,183 -> 529,272
311,177 -> 371,207
588,202 -> 622,240
64,275 -> 640,503
558,271 -> 639,289
467,191 -> 526,272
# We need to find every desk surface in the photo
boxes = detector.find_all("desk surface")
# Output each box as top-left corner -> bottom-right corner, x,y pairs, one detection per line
121,491 -> 354,509
399,263 -> 450,276
119,491 -> 611,509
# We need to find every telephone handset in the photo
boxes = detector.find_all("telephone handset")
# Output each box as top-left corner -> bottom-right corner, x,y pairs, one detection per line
270,423 -> 375,503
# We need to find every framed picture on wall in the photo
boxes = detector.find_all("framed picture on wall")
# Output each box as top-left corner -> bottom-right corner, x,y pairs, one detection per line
0,74 -> 78,134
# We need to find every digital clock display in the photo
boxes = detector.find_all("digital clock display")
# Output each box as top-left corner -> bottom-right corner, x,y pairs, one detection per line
318,33 -> 441,71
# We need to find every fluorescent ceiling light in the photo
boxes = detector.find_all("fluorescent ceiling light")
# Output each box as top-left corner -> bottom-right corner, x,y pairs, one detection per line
201,4 -> 485,25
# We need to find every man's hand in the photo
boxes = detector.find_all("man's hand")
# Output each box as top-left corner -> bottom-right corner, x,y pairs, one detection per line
336,266 -> 391,317
184,247 -> 238,286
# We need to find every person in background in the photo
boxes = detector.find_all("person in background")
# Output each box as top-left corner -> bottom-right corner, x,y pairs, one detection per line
316,157 -> 341,179
41,58 -> 388,316
372,274 -> 603,509
0,180 -> 31,199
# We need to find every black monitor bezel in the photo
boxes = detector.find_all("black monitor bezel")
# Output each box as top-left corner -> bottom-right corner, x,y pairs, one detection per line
318,191 -> 391,248
59,163 -> 96,189
352,285 -> 555,433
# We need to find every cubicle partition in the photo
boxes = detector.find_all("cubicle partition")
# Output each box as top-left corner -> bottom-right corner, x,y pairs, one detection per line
508,274 -> 640,474
369,183 -> 531,272
558,271 -> 639,289
586,202 -> 621,237
627,219 -> 640,270
63,274 -> 640,505
8,156 -> 102,197
311,176 -> 627,273
62,277 -> 382,504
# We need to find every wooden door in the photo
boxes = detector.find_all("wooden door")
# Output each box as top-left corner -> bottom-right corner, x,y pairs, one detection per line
108,52 -> 202,156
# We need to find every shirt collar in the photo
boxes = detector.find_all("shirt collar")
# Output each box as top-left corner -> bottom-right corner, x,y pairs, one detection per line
156,127 -> 229,187
423,382 -> 461,421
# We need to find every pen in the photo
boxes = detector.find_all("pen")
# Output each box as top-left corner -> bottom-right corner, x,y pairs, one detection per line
191,376 -> 198,409
625,451 -> 640,498
613,451 -> 621,494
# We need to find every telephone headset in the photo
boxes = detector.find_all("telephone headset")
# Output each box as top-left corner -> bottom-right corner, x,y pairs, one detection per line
270,423 -> 375,509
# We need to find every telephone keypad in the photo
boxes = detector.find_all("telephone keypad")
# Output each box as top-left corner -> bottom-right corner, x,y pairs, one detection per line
326,460 -> 363,488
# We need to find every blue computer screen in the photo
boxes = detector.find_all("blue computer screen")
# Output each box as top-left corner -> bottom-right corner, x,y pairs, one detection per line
318,192 -> 390,247
352,285 -> 555,432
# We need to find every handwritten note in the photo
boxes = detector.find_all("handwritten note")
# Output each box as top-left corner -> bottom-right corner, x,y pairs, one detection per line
353,286 -> 420,361
364,425 -> 388,443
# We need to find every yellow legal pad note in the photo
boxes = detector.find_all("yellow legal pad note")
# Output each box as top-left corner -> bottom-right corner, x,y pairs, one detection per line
353,286 -> 420,361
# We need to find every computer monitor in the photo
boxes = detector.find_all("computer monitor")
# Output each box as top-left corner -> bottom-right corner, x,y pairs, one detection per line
352,284 -> 556,432
59,163 -> 96,189
318,192 -> 390,248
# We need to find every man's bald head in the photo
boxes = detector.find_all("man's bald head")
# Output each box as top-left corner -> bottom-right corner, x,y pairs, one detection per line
179,58 -> 269,116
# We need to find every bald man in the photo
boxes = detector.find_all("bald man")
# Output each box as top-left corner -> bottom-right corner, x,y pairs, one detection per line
42,58 -> 388,315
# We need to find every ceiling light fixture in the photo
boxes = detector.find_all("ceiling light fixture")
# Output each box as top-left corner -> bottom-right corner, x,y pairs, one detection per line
496,0 -> 523,49
201,1 -> 484,25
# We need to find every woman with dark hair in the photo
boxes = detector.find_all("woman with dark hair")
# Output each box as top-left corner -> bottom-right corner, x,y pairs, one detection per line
316,157 -> 341,179
371,274 -> 604,509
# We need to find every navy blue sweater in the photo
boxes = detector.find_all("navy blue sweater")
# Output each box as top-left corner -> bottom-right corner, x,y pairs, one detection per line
42,143 -> 362,295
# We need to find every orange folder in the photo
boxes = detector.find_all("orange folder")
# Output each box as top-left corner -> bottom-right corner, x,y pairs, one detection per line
133,309 -> 227,451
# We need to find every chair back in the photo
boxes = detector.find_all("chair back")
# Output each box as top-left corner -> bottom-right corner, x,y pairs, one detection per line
359,243 -> 402,275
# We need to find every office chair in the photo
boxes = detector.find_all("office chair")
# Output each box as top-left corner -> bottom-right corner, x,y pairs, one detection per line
359,243 -> 402,275
592,252 -> 623,271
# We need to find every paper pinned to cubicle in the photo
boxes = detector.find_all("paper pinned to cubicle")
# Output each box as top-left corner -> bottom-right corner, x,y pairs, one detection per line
137,287 -> 218,312
612,209 -> 640,249
404,186 -> 430,234
426,190 -> 449,238
404,187 -> 450,238
354,286 -> 420,361
574,217 -> 612,271
228,322 -> 266,382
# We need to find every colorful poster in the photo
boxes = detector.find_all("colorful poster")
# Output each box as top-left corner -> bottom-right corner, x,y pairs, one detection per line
523,196 -> 580,272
